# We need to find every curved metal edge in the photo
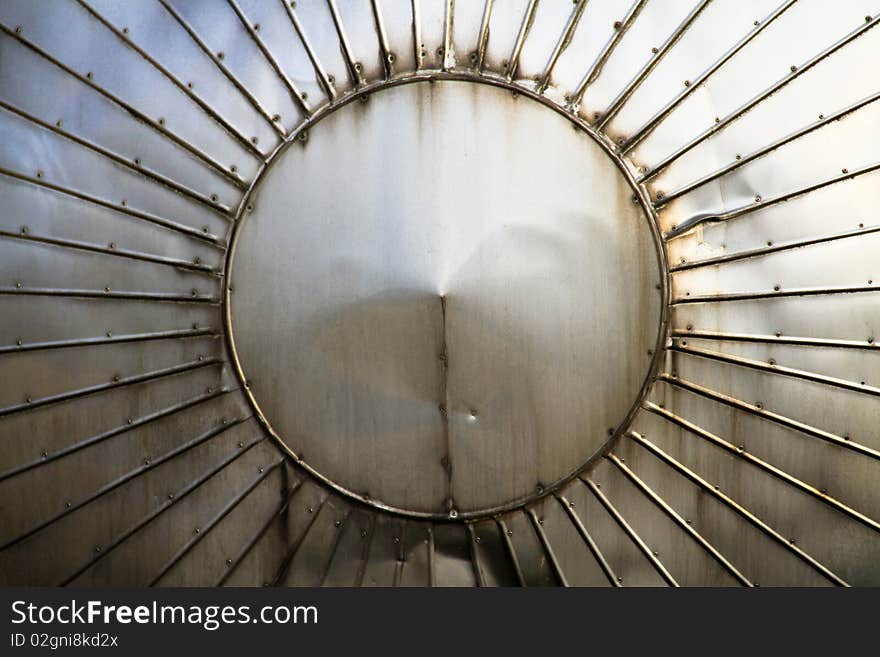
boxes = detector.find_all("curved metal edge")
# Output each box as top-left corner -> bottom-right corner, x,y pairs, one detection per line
221,70 -> 670,521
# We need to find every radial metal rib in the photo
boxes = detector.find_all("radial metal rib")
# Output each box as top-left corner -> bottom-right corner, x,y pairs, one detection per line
504,0 -> 539,82
594,0 -> 713,131
554,493 -> 619,586
474,0 -> 494,72
149,459 -> 284,585
656,373 -> 880,462
570,0 -> 648,106
326,0 -> 363,86
673,283 -> 880,305
670,342 -> 880,399
76,0 -> 268,163
465,523 -> 485,586
642,402 -> 880,534
58,435 -> 267,585
619,0 -> 798,154
641,14 -> 880,181
0,229 -> 217,276
536,0 -> 589,94
495,517 -> 525,586
0,100 -> 232,218
657,89 -> 880,204
0,357 -> 221,419
581,477 -> 679,586
605,452 -> 753,586
626,430 -> 849,586
670,329 -> 880,351
0,415 -> 250,551
0,22 -> 245,185
526,507 -> 569,586
370,0 -> 394,79
0,385 -> 231,483
280,0 -> 337,102
0,165 -> 225,247
669,221 -> 880,272
271,496 -> 329,586
225,0 -> 310,116
217,480 -> 302,586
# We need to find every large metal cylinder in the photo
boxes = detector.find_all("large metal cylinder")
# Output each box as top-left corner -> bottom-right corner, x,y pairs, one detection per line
1,0 -> 879,587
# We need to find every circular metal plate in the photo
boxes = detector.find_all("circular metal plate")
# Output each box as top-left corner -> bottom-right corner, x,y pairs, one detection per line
228,80 -> 661,516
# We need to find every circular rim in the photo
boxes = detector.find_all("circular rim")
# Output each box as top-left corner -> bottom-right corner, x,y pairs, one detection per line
223,70 -> 670,521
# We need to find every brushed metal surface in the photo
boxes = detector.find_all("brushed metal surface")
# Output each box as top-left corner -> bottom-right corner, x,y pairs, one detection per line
2,0 -> 879,586
228,80 -> 660,516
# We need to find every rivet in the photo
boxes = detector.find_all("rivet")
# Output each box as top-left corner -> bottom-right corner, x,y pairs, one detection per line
686,324 -> 693,331
536,483 -> 544,494
158,118 -> 165,126
506,530 -> 513,536
755,402 -> 763,409
16,339 -> 22,346
41,450 -> 47,458
122,27 -> 129,35
15,281 -> 22,288
775,331 -> 782,338
230,164 -> 238,173
617,576 -> 623,583
613,20 -> 622,29
126,418 -> 133,424
250,136 -> 258,144
259,466 -> 264,473
327,74 -> 335,84
754,20 -> 760,26
393,537 -> 400,544
113,374 -> 120,382
714,116 -> 720,123
307,507 -> 314,513
387,53 -> 395,64
767,240 -> 772,246
773,285 -> 780,292
361,530 -> 368,538
168,493 -> 174,499
66,502 -> 71,508
790,65 -> 797,72
35,170 -> 43,179
735,153 -> 742,160
475,536 -> 481,543
298,131 -> 308,142
253,23 -> 260,31
448,508 -> 458,519
683,80 -> 690,87
109,242 -> 116,250
818,114 -> 824,120
20,226 -> 28,235
226,558 -> 233,565
651,47 -> 658,54
768,358 -> 776,366
334,520 -> 341,528
14,25 -> 21,34
25,395 -> 32,403
569,501 -> 575,508
538,518 -> 544,525
194,528 -> 200,534
272,114 -> 280,122
56,119 -> 63,128
301,92 -> 308,100
754,195 -> 762,202
104,286 -> 111,293
191,289 -> 198,297
686,519 -> 691,524
187,82 -> 194,89
220,416 -> 227,424
86,71 -> 93,80
238,441 -> 244,448
868,337 -> 875,345
95,546 -> 102,553
607,427 -> 614,436
217,51 -> 224,60
210,194 -> 218,202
